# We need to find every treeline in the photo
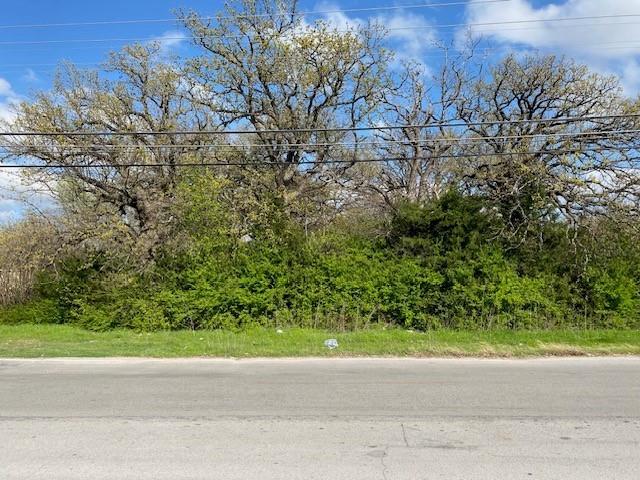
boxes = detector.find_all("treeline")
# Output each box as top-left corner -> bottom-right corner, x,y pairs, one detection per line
0,0 -> 639,331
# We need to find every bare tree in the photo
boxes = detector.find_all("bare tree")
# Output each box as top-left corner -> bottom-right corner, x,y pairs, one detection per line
0,217 -> 60,305
180,0 -> 392,212
366,51 -> 471,208
454,54 -> 640,239
2,44 -> 215,260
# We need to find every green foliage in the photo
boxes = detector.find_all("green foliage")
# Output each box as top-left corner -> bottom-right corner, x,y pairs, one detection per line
583,266 -> 640,328
390,190 -> 495,251
2,324 -> 640,358
3,186 -> 639,332
0,299 -> 62,325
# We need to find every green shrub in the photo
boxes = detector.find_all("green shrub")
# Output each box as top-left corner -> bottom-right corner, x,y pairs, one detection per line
67,300 -> 117,331
5,188 -> 639,332
0,298 -> 62,325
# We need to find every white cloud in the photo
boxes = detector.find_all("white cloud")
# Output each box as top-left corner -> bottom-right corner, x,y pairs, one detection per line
380,13 -> 437,64
0,170 -> 28,224
0,77 -> 20,124
463,0 -> 640,93
0,104 -> 14,123
0,78 -> 16,97
0,168 -> 58,225
619,59 -> 640,93
150,30 -> 187,54
320,7 -> 363,31
465,0 -> 640,55
313,2 -> 437,67
23,69 -> 39,83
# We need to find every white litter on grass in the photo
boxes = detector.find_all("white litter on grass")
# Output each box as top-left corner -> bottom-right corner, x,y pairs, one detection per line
276,329 -> 284,334
324,339 -> 339,349
240,234 -> 253,243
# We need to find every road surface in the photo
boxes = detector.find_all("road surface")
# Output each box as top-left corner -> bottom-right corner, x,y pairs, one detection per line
1,357 -> 639,479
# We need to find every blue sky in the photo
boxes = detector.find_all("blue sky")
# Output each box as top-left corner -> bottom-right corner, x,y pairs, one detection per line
2,0 -> 640,222
0,0 -> 219,93
0,0 -> 502,98
3,0 -> 640,114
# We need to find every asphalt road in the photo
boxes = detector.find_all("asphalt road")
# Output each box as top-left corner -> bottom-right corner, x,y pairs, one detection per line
1,357 -> 639,480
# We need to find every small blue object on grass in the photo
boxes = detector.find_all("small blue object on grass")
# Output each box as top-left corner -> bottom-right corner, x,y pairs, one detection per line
324,339 -> 339,349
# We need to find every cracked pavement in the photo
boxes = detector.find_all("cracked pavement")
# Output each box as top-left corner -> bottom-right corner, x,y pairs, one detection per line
1,357 -> 639,479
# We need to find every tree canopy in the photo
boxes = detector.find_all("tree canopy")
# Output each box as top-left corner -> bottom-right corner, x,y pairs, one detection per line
1,0 -> 639,330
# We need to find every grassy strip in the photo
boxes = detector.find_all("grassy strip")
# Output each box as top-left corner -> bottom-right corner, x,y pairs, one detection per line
0,324 -> 639,358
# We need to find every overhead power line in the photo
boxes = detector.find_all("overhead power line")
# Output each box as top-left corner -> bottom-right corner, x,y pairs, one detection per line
4,128 -> 640,151
0,1 -> 510,30
7,39 -> 640,71
1,113 -> 639,137
0,146 -> 629,169
0,61 -> 102,69
5,12 -> 640,46
10,31 -> 640,55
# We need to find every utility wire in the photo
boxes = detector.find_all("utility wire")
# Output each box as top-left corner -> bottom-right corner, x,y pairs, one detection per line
5,12 -> 640,46
10,29 -> 640,54
2,113 -> 639,137
4,128 -> 640,150
7,40 -> 640,71
0,146 -> 630,169
0,1 -> 510,30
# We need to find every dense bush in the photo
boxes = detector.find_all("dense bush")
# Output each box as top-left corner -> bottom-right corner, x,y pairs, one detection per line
3,188 -> 638,332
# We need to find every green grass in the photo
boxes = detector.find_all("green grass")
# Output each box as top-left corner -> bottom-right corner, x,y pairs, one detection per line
0,324 -> 639,358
